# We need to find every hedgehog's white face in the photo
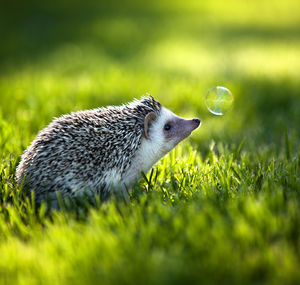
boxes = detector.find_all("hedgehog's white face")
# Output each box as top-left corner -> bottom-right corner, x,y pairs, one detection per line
142,107 -> 200,164
147,107 -> 201,154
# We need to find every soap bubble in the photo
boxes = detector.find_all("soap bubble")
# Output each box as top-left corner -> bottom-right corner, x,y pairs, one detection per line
205,86 -> 233,115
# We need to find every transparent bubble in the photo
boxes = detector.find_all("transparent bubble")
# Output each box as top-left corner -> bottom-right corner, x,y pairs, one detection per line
206,86 -> 233,115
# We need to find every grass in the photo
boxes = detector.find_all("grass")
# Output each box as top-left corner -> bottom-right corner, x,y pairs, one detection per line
0,0 -> 300,284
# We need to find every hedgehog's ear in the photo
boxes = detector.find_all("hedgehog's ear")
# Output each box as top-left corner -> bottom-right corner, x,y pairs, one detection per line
144,112 -> 157,139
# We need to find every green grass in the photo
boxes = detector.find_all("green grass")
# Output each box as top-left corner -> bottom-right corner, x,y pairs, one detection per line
0,0 -> 300,284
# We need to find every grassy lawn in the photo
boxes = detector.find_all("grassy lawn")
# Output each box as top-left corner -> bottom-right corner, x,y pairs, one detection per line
0,0 -> 299,284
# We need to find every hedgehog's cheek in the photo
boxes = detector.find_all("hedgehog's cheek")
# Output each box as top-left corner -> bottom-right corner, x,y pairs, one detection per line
168,131 -> 191,149
162,138 -> 179,153
166,130 -> 187,147
169,138 -> 184,149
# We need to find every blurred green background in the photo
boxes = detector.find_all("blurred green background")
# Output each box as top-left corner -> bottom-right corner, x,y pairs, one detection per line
1,0 -> 299,154
0,0 -> 299,284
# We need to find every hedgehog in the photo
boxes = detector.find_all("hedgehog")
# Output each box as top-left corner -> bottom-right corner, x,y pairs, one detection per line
16,96 -> 201,202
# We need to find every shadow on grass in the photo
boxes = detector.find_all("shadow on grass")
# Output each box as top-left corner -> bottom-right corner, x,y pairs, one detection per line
1,0 -> 299,154
1,0 -> 299,73
0,0 -> 166,72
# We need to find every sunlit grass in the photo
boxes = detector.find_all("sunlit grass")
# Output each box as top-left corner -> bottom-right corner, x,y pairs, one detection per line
0,143 -> 299,284
0,0 -> 299,284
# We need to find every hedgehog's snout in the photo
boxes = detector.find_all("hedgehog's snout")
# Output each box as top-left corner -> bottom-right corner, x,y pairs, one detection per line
192,118 -> 201,129
184,117 -> 201,135
193,118 -> 201,126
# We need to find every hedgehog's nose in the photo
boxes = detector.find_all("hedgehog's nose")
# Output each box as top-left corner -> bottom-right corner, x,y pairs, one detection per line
193,118 -> 201,127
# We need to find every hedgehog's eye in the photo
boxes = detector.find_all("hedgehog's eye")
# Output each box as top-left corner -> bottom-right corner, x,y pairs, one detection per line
164,124 -> 171,131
